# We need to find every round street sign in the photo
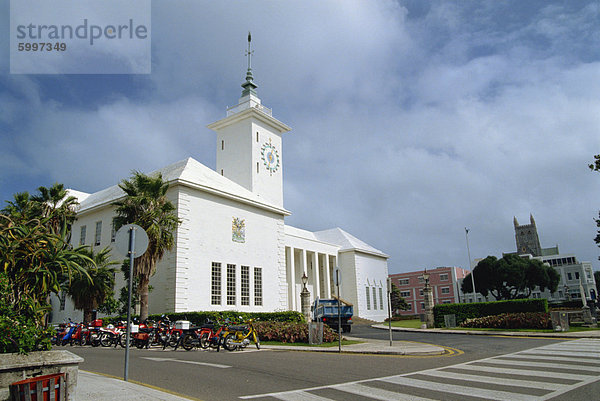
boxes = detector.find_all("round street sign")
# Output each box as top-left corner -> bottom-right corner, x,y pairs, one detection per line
114,224 -> 149,257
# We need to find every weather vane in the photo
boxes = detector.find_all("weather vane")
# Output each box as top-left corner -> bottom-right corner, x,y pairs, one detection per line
245,31 -> 254,71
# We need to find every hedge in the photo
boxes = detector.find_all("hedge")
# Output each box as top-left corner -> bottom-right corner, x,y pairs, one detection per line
433,299 -> 548,327
102,310 -> 305,326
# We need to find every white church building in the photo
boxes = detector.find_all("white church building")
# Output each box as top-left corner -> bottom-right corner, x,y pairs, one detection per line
50,42 -> 389,322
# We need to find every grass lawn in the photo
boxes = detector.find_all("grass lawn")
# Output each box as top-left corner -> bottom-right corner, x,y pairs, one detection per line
389,319 -> 424,329
261,339 -> 363,347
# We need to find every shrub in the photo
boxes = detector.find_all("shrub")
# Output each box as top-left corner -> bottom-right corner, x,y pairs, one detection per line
460,312 -> 552,330
102,310 -> 305,326
433,299 -> 548,327
0,273 -> 53,354
254,321 -> 338,343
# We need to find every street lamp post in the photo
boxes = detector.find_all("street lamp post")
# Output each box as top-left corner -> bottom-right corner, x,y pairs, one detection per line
300,272 -> 311,323
465,228 -> 477,302
422,270 -> 435,328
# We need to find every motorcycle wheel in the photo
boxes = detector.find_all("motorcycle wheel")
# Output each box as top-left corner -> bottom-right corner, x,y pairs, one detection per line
100,333 -> 113,347
168,333 -> 180,348
199,333 -> 210,349
182,334 -> 195,351
223,333 -> 238,351
120,333 -> 133,348
79,336 -> 87,346
135,340 -> 145,349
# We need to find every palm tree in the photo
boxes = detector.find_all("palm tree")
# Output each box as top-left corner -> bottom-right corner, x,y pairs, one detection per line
67,247 -> 118,324
30,183 -> 78,235
0,214 -> 92,321
2,192 -> 34,220
112,171 -> 181,321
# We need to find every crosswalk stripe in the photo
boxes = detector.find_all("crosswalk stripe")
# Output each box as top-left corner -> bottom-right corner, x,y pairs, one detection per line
381,376 -> 538,401
334,383 -> 437,401
505,354 -> 600,364
518,351 -> 600,359
272,391 -> 331,401
450,363 -> 587,381
479,358 -> 600,372
421,370 -> 565,391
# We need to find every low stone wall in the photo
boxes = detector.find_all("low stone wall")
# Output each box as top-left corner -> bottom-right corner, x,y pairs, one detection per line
0,350 -> 83,401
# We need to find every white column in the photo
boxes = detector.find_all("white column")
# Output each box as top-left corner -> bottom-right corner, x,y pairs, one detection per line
323,254 -> 331,298
287,247 -> 296,311
311,252 -> 320,300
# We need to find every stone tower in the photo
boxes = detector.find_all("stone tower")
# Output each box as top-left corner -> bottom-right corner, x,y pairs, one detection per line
514,214 -> 542,256
207,33 -> 291,208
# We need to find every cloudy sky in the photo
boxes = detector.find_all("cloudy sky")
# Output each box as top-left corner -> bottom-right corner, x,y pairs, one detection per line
1,0 -> 599,274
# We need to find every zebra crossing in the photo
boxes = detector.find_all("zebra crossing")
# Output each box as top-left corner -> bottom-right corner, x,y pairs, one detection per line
241,338 -> 600,401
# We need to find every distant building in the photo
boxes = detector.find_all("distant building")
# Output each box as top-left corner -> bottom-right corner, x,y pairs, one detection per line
390,215 -> 597,312
389,267 -> 470,315
504,215 -> 597,303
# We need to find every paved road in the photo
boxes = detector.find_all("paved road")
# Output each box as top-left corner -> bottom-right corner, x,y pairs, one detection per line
243,338 -> 600,400
64,325 -> 600,400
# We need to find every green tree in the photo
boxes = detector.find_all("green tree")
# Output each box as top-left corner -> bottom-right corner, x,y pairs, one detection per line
0,214 -> 91,323
461,254 -> 560,300
30,183 -> 78,236
112,171 -> 181,321
66,247 -> 118,324
390,283 -> 408,314
2,192 -> 35,220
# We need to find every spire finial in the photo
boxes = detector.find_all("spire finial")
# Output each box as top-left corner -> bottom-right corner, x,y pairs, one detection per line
245,31 -> 253,71
241,31 -> 258,97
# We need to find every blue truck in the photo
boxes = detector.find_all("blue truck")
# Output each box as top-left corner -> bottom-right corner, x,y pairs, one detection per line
312,297 -> 353,332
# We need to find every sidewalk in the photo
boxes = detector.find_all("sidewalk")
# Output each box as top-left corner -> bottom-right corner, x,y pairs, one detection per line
76,370 -> 195,401
371,324 -> 600,338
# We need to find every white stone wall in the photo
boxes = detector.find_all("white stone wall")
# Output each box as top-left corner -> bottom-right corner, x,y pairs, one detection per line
215,116 -> 284,208
170,185 -> 286,313
353,251 -> 389,321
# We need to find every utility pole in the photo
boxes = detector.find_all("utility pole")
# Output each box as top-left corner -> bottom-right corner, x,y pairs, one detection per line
465,228 -> 477,302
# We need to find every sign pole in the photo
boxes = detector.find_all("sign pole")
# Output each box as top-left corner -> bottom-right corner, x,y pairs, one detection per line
336,269 -> 341,353
387,277 -> 393,347
124,226 -> 135,381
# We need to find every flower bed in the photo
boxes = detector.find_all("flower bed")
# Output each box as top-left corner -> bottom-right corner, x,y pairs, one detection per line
459,312 -> 552,330
254,321 -> 338,343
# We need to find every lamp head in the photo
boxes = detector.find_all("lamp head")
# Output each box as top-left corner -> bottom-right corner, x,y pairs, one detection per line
301,272 -> 308,285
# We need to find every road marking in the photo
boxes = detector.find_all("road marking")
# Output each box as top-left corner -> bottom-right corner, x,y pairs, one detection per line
333,383 -> 436,401
450,363 -> 587,381
271,391 -> 331,400
478,358 -> 600,372
419,369 -> 565,391
240,338 -> 600,400
140,356 -> 231,369
382,376 -> 537,401
502,353 -> 600,364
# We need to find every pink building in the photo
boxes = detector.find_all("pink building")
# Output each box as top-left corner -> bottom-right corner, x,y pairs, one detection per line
389,267 -> 470,315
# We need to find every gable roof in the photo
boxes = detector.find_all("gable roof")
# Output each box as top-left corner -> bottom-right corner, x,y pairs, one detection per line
74,157 -> 289,215
314,227 -> 388,258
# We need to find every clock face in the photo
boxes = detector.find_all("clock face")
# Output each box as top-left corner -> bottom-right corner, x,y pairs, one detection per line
261,140 -> 280,174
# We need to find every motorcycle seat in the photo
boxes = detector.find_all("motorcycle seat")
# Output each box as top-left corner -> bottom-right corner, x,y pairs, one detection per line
228,325 -> 247,331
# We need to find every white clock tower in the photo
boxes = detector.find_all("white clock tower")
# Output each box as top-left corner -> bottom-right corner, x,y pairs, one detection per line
208,33 -> 291,208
